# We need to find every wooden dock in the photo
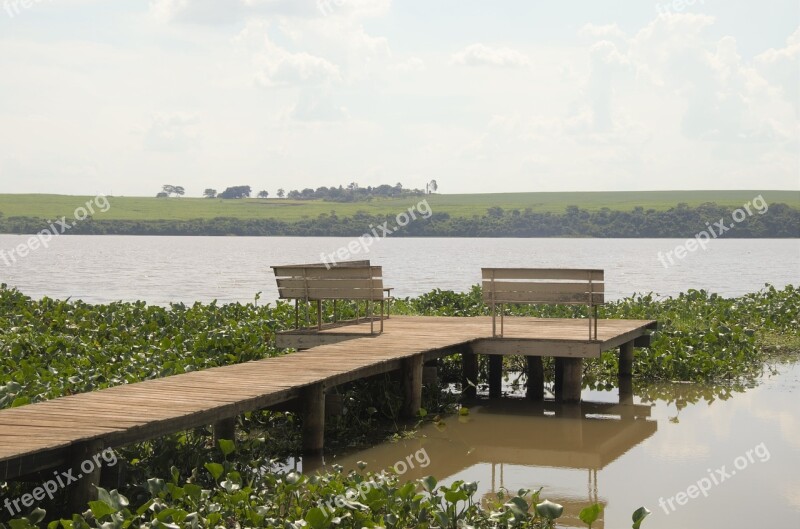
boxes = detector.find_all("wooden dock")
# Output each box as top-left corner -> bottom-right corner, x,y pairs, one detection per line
0,315 -> 655,507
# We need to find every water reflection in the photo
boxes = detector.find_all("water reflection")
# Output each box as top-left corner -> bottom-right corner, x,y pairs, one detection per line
327,396 -> 657,528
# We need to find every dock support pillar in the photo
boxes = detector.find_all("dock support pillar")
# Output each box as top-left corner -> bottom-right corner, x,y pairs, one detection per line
554,358 -> 564,397
462,352 -> 478,399
213,417 -> 236,446
526,356 -> 544,401
402,355 -> 424,419
619,374 -> 634,418
67,439 -> 104,514
489,355 -> 502,398
302,383 -> 325,454
558,358 -> 583,403
619,341 -> 634,377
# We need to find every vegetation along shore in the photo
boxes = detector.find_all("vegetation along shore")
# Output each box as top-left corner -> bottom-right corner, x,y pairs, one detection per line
0,284 -> 797,527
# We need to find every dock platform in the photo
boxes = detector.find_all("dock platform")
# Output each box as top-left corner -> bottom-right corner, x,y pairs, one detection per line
0,315 -> 655,507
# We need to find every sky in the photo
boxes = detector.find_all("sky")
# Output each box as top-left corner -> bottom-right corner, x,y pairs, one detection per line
0,0 -> 798,197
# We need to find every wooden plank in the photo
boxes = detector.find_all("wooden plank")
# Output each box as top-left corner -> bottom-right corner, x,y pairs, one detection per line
0,314 -> 657,479
482,281 -> 605,293
278,287 -> 386,300
272,266 -> 381,279
483,291 -> 604,304
278,279 -> 385,289
470,339 -> 601,358
482,268 -> 604,281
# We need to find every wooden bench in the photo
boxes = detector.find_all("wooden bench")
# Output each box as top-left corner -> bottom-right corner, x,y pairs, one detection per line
482,268 -> 604,340
272,261 -> 393,334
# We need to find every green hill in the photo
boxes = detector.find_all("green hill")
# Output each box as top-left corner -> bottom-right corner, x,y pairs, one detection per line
0,190 -> 797,222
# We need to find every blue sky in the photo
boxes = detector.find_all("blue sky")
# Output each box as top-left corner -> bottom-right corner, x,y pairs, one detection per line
0,0 -> 797,196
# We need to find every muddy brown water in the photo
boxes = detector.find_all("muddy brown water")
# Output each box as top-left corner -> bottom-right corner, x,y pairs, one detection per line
315,362 -> 800,529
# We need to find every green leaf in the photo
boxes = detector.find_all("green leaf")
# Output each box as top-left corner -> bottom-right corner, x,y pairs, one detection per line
305,507 -> 329,529
535,499 -> 564,520
88,501 -> 117,519
204,463 -> 225,481
27,509 -> 46,525
579,504 -> 603,527
421,476 -> 437,493
217,439 -> 235,457
632,506 -> 650,529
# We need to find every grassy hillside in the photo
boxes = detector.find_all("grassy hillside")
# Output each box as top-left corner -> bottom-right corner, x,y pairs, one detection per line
0,190 -> 797,222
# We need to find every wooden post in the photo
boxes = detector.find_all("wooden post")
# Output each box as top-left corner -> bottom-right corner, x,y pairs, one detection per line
325,392 -> 343,418
402,355 -> 424,418
423,364 -> 438,385
619,341 -> 634,377
560,358 -> 583,403
302,383 -> 325,454
489,355 -> 502,398
619,374 -> 634,419
213,417 -> 236,446
67,439 -> 104,515
554,357 -> 564,398
526,356 -> 544,401
462,351 -> 478,399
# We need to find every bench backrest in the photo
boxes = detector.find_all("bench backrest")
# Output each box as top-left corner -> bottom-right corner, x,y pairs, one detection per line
272,263 -> 385,301
481,268 -> 604,306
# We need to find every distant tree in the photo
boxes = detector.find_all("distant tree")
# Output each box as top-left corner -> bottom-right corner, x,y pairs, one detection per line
219,186 -> 252,199
347,182 -> 359,190
487,206 -> 504,218
161,184 -> 185,197
428,179 -> 438,194
203,188 -> 217,198
277,188 -> 285,198
156,192 -> 169,198
257,190 -> 269,198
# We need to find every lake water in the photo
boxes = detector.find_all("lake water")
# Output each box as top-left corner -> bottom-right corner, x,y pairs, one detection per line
0,233 -> 798,527
0,235 -> 798,305
325,362 -> 800,529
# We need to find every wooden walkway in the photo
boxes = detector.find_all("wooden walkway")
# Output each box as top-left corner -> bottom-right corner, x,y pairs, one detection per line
0,315 -> 655,502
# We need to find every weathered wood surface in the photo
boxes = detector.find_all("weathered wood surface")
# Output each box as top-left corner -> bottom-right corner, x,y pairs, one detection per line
0,315 -> 654,481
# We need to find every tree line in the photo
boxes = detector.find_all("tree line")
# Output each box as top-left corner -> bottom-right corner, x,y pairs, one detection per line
1,202 -> 797,238
157,181 -> 439,202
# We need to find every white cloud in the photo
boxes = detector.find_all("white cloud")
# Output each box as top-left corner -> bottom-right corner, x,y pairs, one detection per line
451,43 -> 530,68
287,93 -> 349,122
580,23 -> 627,41
144,113 -> 200,152
390,57 -> 424,74
754,26 -> 800,111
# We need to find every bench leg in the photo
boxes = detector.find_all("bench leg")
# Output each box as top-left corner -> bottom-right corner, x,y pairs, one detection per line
489,355 -> 502,398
